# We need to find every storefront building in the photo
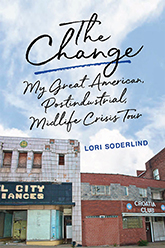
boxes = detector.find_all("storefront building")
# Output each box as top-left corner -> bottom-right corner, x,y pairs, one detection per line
137,147 -> 165,180
81,172 -> 165,246
1,136 -> 165,246
0,136 -> 81,245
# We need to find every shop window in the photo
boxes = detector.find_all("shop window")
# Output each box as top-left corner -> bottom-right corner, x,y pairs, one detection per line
59,154 -> 65,165
33,153 -> 42,168
18,152 -> 27,168
153,169 -> 160,180
139,188 -> 147,197
3,151 -> 12,167
56,210 -> 63,240
91,185 -> 110,195
123,186 -> 128,196
123,216 -> 143,229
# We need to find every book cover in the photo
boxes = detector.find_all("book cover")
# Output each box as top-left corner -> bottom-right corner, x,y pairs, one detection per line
0,1 -> 165,176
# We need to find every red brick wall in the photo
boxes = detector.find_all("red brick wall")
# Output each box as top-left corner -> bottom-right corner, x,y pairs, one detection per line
119,216 -> 146,245
81,200 -> 121,246
137,170 -> 145,176
81,200 -> 121,218
144,148 -> 165,180
83,217 -> 119,246
81,172 -> 165,245
81,200 -> 147,246
81,173 -> 165,188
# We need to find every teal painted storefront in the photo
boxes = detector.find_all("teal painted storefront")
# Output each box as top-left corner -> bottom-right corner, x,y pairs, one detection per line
0,212 -> 12,238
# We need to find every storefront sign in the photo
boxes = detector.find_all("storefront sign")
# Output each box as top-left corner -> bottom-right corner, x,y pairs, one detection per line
0,182 -> 73,205
134,201 -> 156,213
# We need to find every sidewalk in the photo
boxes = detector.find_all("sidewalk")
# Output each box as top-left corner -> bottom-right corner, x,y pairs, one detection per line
1,242 -> 165,248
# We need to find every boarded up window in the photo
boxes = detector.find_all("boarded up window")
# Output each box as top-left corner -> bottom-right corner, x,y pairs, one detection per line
18,152 -> 27,168
45,145 -> 50,150
123,217 -> 143,229
27,210 -> 50,240
91,185 -> 110,195
50,139 -> 55,144
69,140 -> 75,145
3,151 -> 12,167
59,154 -> 65,165
33,153 -> 42,168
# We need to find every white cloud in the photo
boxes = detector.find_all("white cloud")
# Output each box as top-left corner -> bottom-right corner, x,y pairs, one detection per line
0,124 -> 29,137
0,0 -> 165,176
81,128 -> 154,175
0,1 -> 19,22
136,99 -> 165,152
1,0 -> 165,62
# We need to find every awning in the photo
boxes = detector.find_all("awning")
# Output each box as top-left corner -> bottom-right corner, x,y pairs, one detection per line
122,212 -> 165,217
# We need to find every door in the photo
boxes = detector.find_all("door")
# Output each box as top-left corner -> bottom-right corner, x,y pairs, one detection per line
0,212 -> 5,237
146,222 -> 152,242
4,213 -> 12,237
153,217 -> 165,241
64,216 -> 72,243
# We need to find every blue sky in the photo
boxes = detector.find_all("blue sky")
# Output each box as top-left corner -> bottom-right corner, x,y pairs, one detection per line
0,0 -> 165,175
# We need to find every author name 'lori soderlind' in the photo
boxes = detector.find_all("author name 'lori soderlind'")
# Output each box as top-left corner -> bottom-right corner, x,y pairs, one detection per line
84,140 -> 148,151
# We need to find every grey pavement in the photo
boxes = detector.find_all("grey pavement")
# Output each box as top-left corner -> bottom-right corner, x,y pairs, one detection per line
1,242 -> 165,248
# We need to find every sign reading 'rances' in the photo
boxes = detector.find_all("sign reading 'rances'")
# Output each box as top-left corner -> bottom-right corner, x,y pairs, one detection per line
0,182 -> 73,205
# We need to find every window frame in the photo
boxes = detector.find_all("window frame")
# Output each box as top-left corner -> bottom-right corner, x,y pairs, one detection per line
91,185 -> 110,195
123,186 -> 129,196
153,169 -> 160,180
152,191 -> 163,200
123,216 -> 143,229
59,154 -> 65,165
139,188 -> 147,197
33,152 -> 42,169
3,151 -> 12,167
18,152 -> 27,168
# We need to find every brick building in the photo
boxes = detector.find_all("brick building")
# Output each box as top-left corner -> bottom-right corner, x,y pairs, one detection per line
81,172 -> 165,246
0,135 -> 165,246
137,148 -> 165,180
0,136 -> 81,245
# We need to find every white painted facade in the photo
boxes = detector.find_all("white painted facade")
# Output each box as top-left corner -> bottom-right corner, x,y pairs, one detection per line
0,136 -> 82,244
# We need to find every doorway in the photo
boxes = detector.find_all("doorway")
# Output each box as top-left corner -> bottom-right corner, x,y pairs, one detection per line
145,221 -> 152,242
13,211 -> 27,240
152,217 -> 165,241
64,215 -> 72,243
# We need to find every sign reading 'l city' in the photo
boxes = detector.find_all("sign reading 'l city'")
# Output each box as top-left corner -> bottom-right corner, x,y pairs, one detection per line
0,183 -> 45,201
0,182 -> 73,205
